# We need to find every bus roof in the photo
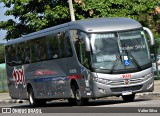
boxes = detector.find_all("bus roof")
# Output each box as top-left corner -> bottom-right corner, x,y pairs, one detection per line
70,17 -> 142,32
5,17 -> 142,46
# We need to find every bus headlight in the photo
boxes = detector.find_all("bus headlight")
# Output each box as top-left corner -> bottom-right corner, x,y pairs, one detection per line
94,78 -> 110,84
144,73 -> 153,79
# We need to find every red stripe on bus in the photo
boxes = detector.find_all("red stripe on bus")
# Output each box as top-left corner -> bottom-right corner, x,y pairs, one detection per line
68,75 -> 82,79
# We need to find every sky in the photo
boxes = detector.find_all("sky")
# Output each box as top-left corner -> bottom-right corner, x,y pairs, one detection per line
0,2 -> 13,44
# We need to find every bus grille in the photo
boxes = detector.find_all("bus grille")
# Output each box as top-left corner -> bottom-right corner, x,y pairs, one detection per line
110,85 -> 143,93
109,78 -> 144,85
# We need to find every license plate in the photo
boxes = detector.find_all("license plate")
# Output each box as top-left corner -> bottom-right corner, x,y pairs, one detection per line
122,90 -> 132,95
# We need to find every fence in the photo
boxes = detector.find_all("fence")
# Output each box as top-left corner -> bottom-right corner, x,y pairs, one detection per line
0,63 -> 8,92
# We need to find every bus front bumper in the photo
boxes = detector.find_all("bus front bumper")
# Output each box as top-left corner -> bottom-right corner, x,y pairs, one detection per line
92,76 -> 154,98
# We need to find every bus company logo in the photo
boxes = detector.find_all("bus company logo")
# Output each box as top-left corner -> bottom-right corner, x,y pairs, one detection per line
121,74 -> 131,79
124,79 -> 130,85
12,66 -> 26,88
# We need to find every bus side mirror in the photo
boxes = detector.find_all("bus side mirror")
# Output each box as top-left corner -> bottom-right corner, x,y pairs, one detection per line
143,27 -> 155,46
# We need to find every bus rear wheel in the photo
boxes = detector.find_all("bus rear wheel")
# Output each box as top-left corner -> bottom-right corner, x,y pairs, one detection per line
28,87 -> 46,107
28,88 -> 37,107
122,94 -> 135,102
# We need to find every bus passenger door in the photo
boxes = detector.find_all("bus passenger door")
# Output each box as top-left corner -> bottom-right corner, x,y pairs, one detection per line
73,31 -> 93,97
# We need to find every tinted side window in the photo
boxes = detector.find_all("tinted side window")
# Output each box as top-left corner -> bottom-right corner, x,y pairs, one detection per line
36,37 -> 47,61
5,31 -> 73,66
30,37 -> 47,62
64,31 -> 73,57
46,34 -> 59,59
30,40 -> 37,62
16,43 -> 24,64
57,32 -> 65,58
6,44 -> 24,66
46,32 -> 73,59
24,42 -> 31,63
5,46 -> 13,65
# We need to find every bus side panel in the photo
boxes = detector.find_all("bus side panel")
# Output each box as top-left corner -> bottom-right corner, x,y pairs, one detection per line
25,60 -> 71,99
58,57 -> 93,98
6,64 -> 28,99
6,59 -> 72,99
6,57 -> 91,100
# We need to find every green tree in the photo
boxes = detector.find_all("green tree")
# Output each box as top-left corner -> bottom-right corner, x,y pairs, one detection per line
0,45 -> 4,63
0,0 -> 160,40
74,0 -> 160,35
0,0 -> 71,40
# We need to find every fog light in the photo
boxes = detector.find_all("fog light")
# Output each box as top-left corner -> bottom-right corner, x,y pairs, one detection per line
147,82 -> 153,89
98,88 -> 106,94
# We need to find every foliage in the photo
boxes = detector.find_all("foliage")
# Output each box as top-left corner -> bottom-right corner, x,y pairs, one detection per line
0,45 -> 4,63
0,0 -> 71,40
0,0 -> 160,41
75,0 -> 160,38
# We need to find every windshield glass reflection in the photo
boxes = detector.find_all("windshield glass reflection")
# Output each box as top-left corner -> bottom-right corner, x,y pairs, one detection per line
90,30 -> 150,72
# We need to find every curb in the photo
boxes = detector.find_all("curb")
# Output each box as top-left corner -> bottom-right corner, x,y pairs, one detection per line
135,92 -> 160,99
136,92 -> 160,96
0,99 -> 28,104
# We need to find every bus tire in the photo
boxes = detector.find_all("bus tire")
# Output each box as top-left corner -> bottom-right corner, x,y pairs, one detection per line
28,87 -> 47,107
28,87 -> 37,107
67,98 -> 76,105
75,88 -> 85,106
69,84 -> 89,106
28,88 -> 47,107
122,94 -> 135,102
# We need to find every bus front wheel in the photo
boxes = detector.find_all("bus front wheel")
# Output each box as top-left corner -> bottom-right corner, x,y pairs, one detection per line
122,94 -> 135,102
68,84 -> 88,106
74,88 -> 89,106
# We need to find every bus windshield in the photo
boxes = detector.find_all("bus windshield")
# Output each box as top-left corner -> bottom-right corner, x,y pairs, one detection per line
90,30 -> 151,73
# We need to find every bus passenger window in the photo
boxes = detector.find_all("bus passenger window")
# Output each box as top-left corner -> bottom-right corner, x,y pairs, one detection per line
52,36 -> 59,59
15,44 -> 23,64
46,32 -> 72,60
46,34 -> 59,59
40,37 -> 47,61
46,41 -> 53,59
35,42 -> 41,61
24,51 -> 30,63
57,32 -> 66,58
5,46 -> 13,65
30,40 -> 37,62
34,37 -> 47,61
64,32 -> 73,57
24,43 -> 31,63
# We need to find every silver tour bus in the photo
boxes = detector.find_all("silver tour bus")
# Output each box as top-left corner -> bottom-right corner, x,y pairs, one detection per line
4,18 -> 155,107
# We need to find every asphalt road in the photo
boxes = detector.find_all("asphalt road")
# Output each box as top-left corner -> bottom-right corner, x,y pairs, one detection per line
0,96 -> 160,114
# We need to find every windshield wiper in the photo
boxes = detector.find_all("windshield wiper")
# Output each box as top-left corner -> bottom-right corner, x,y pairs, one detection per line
110,59 -> 118,74
125,49 -> 142,71
109,53 -> 122,74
